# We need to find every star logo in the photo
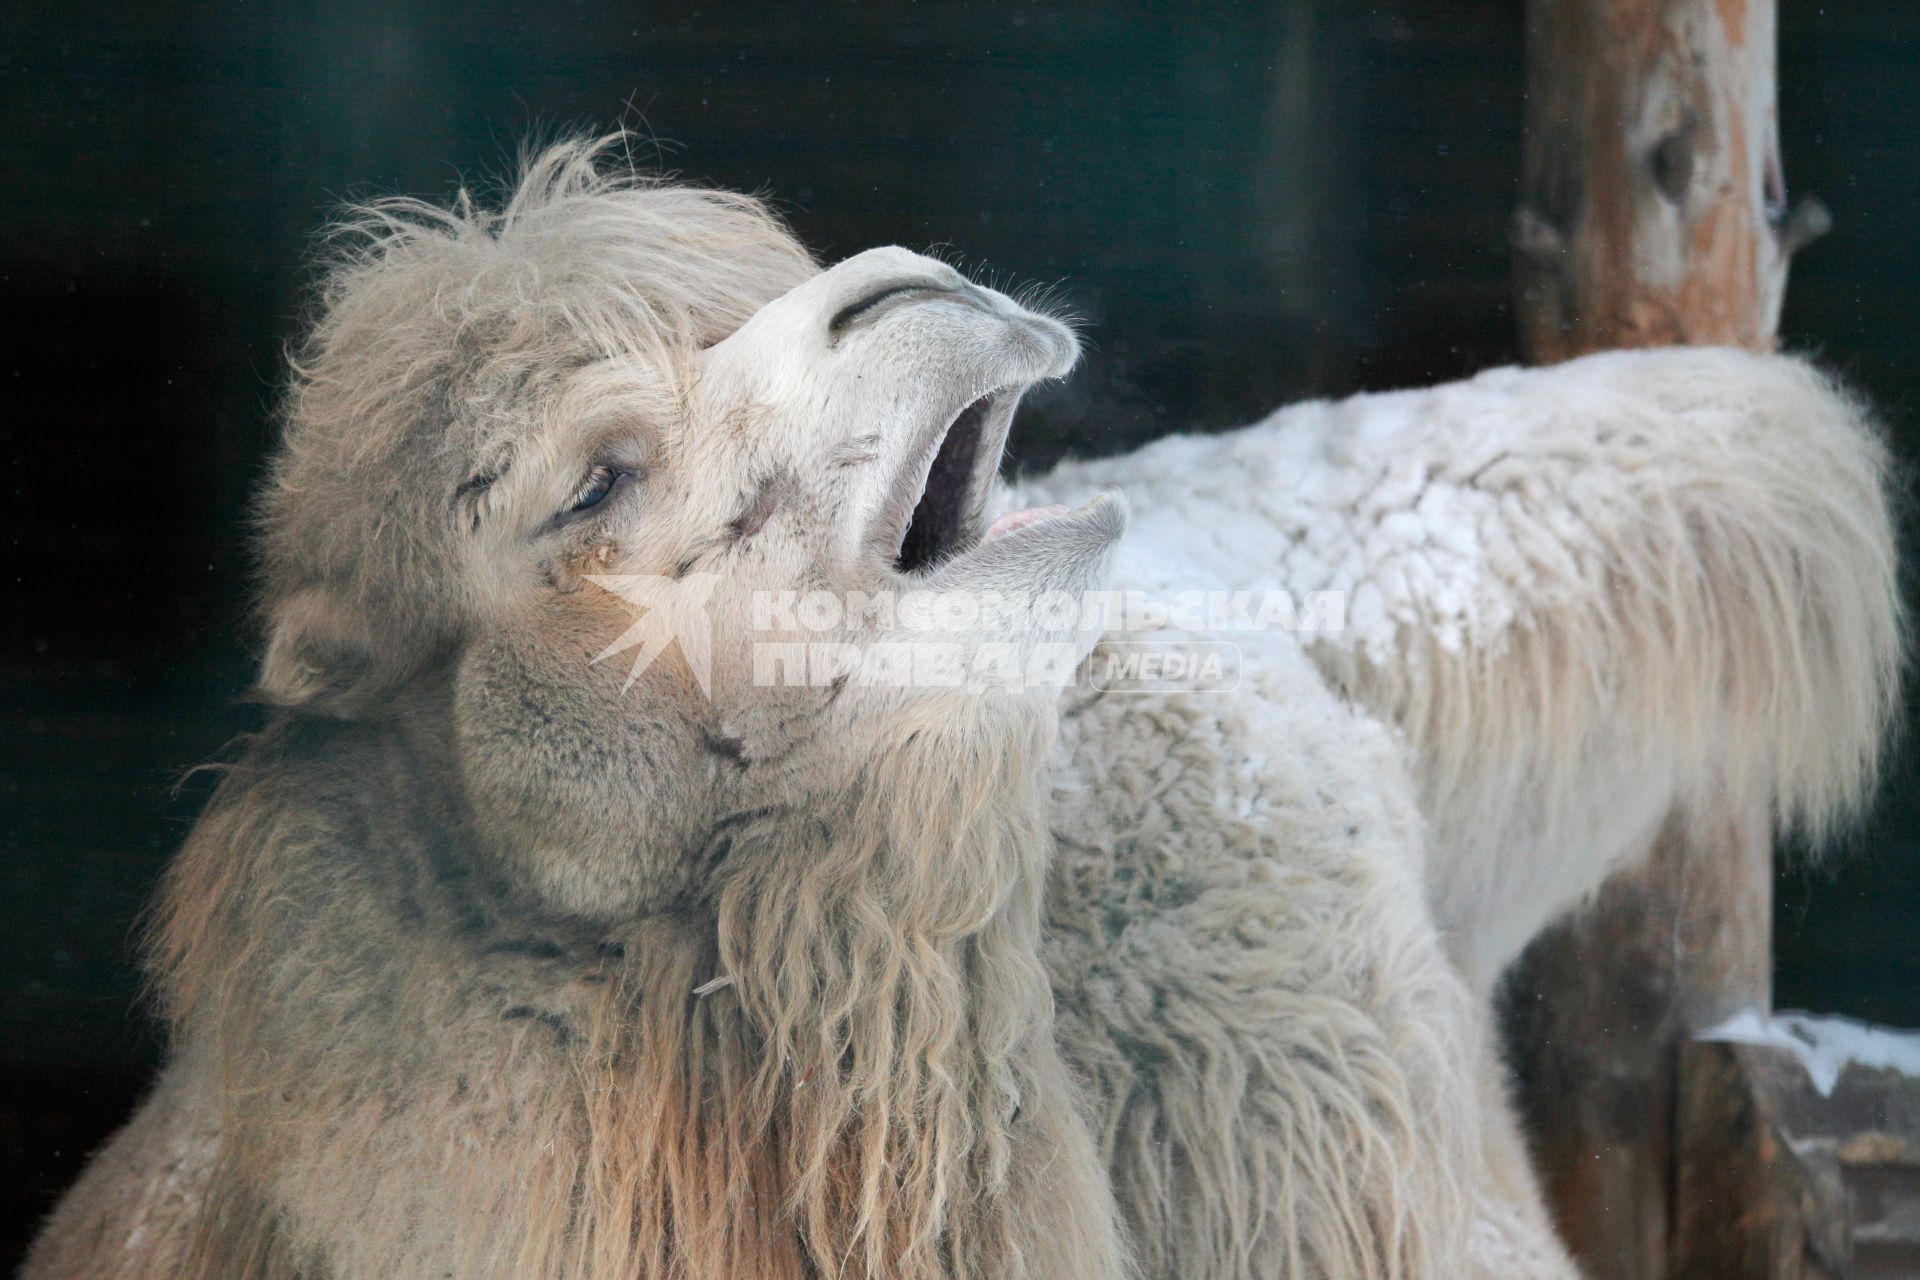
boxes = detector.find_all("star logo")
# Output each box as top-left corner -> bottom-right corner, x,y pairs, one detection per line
584,572 -> 721,696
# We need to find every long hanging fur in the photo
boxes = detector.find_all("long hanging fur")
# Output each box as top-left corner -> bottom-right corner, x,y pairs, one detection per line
115,697 -> 1118,1280
1019,347 -> 1905,987
1012,345 -> 1902,1275
1042,647 -> 1491,1279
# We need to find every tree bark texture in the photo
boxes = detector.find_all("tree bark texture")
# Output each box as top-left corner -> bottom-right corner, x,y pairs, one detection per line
1506,2 -> 1829,1277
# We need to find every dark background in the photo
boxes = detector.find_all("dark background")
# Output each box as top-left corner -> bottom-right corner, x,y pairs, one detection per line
2,0 -> 1915,1264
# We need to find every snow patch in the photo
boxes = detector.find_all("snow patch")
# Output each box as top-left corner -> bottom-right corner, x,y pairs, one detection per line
1696,1009 -> 1920,1098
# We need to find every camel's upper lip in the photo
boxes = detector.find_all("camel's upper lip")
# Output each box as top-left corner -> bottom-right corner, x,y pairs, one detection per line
870,391 -> 1016,574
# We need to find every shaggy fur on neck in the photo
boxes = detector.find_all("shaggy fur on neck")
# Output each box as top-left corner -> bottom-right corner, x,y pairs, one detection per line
145,696 -> 1119,1280
712,699 -> 1115,1278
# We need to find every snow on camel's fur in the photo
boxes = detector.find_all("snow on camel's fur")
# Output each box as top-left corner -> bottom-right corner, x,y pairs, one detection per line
24,137 -> 1904,1280
1015,346 -> 1903,1277
1020,348 -> 1904,991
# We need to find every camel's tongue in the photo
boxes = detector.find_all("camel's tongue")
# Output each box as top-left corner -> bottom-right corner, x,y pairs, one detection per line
984,504 -> 1071,541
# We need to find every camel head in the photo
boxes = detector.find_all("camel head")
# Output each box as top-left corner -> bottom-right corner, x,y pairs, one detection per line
253,139 -> 1124,918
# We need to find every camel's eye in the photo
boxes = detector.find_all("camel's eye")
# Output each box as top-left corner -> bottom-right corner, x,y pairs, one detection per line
565,464 -> 628,515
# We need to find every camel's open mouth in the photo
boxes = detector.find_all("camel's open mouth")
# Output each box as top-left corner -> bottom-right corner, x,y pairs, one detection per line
884,390 -> 1070,575
895,395 -> 995,573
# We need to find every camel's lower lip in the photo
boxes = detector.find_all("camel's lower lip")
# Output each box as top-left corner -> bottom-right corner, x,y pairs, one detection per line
984,505 -> 1071,542
894,395 -> 995,573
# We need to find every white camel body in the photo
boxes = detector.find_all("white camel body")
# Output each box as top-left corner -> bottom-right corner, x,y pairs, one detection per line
1014,345 -> 1900,1276
1030,347 -> 1897,991
25,144 -> 1901,1280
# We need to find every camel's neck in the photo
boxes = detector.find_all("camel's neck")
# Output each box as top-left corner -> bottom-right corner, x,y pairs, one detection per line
153,707 -> 1106,1279
693,702 -> 1062,1279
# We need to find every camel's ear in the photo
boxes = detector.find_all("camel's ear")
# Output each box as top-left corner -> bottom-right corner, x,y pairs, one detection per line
257,586 -> 410,717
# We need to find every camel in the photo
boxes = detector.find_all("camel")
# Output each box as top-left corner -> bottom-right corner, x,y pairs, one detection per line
24,137 -> 1902,1279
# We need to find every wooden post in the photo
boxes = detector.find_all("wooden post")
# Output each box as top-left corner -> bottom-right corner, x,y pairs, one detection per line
1671,1041 -> 1853,1280
1506,2 -> 1828,1277
1504,807 -> 1775,1277
1513,0 -> 1825,360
